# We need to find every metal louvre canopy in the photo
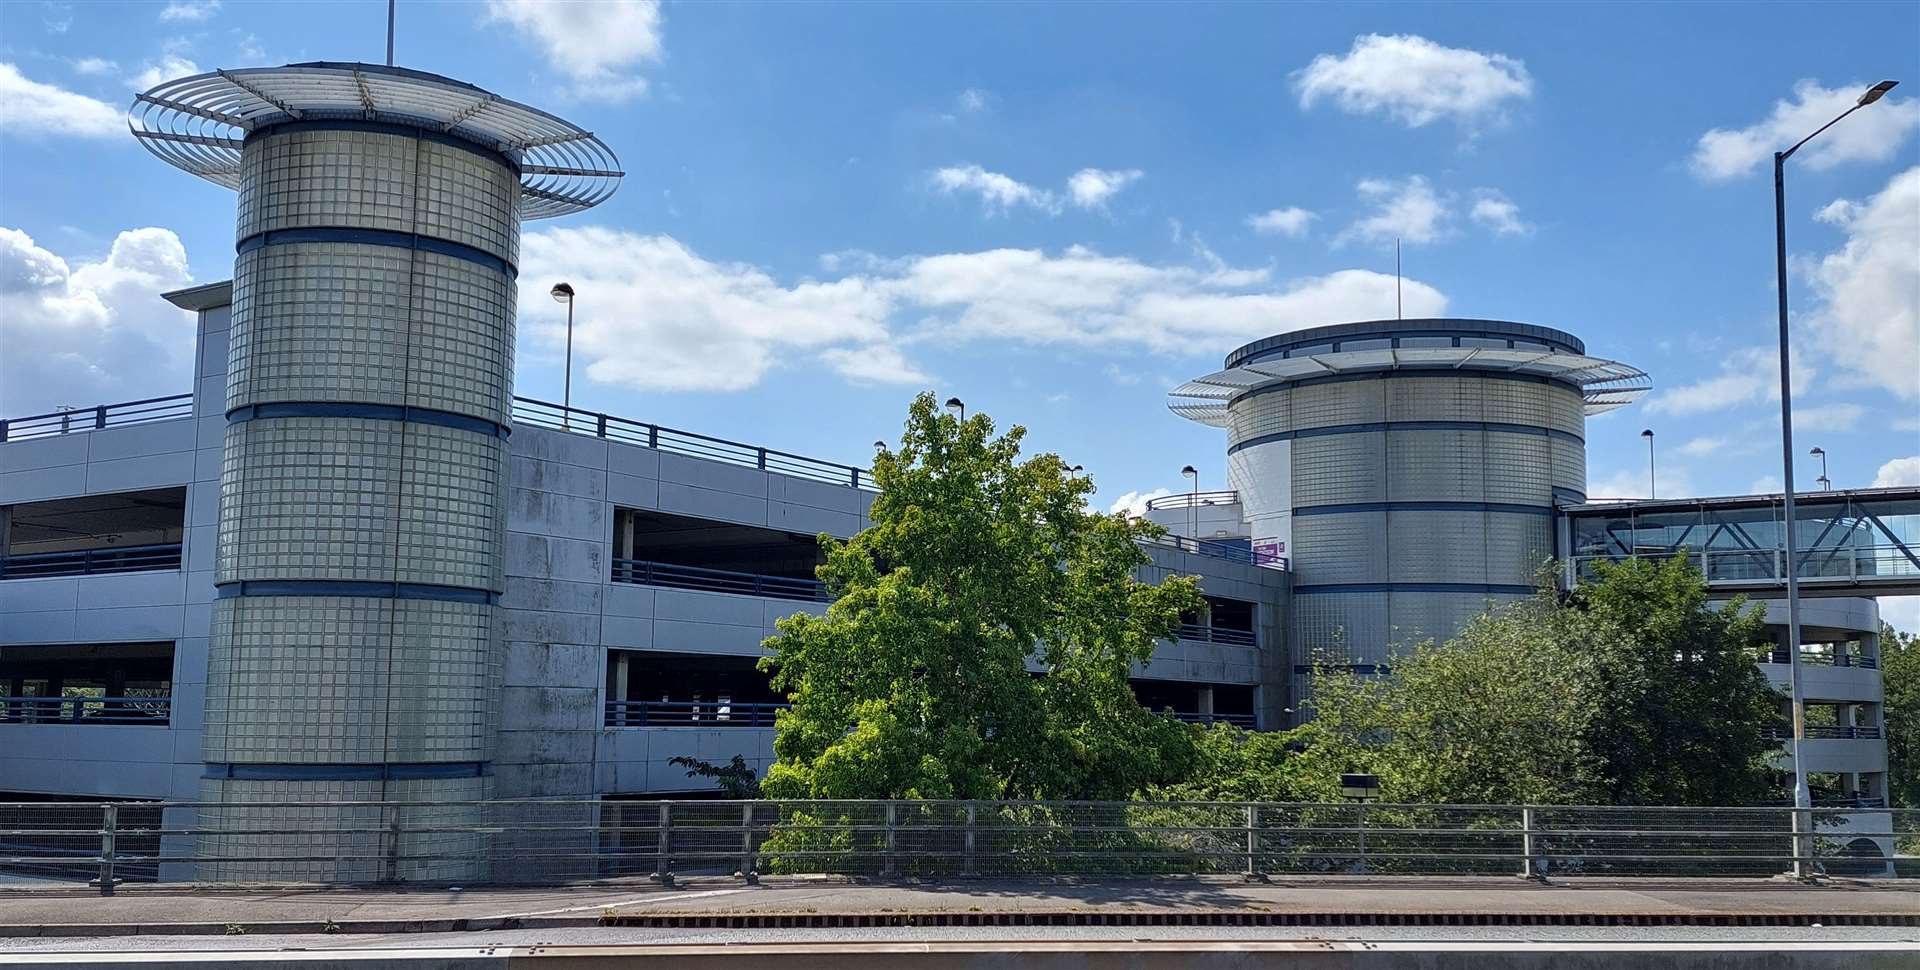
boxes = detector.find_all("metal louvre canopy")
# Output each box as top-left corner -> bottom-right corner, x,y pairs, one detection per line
1168,348 -> 1652,427
129,62 -> 622,219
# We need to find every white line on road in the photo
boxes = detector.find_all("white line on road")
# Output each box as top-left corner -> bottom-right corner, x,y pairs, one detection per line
497,888 -> 751,919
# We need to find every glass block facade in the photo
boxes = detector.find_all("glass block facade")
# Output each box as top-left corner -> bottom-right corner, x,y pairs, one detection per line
202,123 -> 521,882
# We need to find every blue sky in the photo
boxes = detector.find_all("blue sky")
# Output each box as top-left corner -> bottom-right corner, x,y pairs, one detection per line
2,1 -> 1917,619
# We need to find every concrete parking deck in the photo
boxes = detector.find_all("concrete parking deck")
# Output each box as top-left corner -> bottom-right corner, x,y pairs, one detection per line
0,877 -> 1915,938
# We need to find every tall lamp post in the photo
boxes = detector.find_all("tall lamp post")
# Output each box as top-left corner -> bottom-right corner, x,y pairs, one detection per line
944,397 -> 965,421
1180,465 -> 1199,546
550,282 -> 576,429
1773,78 -> 1898,878
1641,429 -> 1656,499
1810,447 -> 1830,491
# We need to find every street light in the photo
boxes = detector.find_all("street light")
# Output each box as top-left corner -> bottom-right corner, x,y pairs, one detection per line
1641,429 -> 1656,499
550,282 -> 576,429
1810,447 -> 1829,490
944,397 -> 965,421
1180,465 -> 1199,545
1772,78 -> 1897,878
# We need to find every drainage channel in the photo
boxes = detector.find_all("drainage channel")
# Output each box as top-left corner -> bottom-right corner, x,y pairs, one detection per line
600,911 -> 1920,929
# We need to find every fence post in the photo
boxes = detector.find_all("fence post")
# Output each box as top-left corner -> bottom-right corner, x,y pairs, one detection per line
648,425 -> 659,449
739,802 -> 756,881
655,802 -> 673,885
883,802 -> 898,878
963,802 -> 977,876
756,448 -> 768,471
94,405 -> 107,430
384,803 -> 401,883
1243,805 -> 1259,878
596,413 -> 608,438
1355,802 -> 1368,874
1520,807 -> 1537,880
95,804 -> 118,896
0,418 -> 9,442
1791,805 -> 1813,880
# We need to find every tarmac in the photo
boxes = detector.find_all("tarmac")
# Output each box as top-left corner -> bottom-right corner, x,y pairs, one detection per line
0,876 -> 1915,938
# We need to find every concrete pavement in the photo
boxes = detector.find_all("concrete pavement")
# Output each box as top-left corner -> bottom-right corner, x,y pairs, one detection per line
0,876 -> 1914,938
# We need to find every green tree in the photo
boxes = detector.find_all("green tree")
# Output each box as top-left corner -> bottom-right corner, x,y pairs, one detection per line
1291,593 -> 1604,805
1570,556 -> 1781,805
758,393 -> 1204,801
1884,622 -> 1920,808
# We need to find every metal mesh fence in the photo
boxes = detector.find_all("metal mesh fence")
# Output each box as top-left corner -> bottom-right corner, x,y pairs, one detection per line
0,800 -> 1909,890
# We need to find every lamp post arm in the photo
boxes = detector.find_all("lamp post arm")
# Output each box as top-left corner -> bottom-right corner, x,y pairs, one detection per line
1781,103 -> 1863,162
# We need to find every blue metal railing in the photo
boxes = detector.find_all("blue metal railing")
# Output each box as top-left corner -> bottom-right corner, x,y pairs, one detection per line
1176,622 -> 1258,647
0,696 -> 171,725
0,543 -> 183,580
1162,710 -> 1257,728
514,397 -> 875,491
0,395 -> 193,442
1762,648 -> 1880,669
1145,533 -> 1286,570
610,558 -> 829,602
1765,723 -> 1884,741
604,700 -> 788,728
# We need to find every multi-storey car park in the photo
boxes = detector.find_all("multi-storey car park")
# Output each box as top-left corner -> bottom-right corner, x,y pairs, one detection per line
0,61 -> 1915,878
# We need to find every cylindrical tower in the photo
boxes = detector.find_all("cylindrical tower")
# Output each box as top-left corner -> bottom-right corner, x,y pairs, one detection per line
1170,320 -> 1648,710
131,63 -> 620,880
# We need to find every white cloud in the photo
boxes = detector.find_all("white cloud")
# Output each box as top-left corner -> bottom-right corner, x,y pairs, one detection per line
1469,190 -> 1531,236
0,226 -> 196,414
1691,80 -> 1920,181
1874,456 -> 1920,488
517,227 -> 1448,393
1293,33 -> 1532,129
159,0 -> 221,22
1894,416 -> 1920,433
1883,596 -> 1920,637
1067,168 -> 1143,210
0,63 -> 123,138
931,164 -> 1060,214
1589,466 -> 1696,501
1102,363 -> 1142,385
1803,167 -> 1920,400
1677,436 -> 1726,458
484,0 -> 662,103
517,227 -> 895,393
956,88 -> 990,114
1108,488 -> 1172,518
1246,207 -> 1316,238
818,344 -> 933,386
1748,474 -> 1782,494
1793,402 -> 1864,432
1646,346 -> 1812,415
130,55 -> 199,92
1337,176 -> 1449,246
71,57 -> 116,76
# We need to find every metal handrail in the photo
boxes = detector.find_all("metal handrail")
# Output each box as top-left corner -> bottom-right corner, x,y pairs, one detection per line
0,543 -> 184,580
1144,490 -> 1240,512
1761,648 -> 1881,670
0,696 -> 171,725
1144,533 -> 1286,570
604,700 -> 789,728
513,396 -> 874,491
1766,723 -> 1883,741
1161,710 -> 1257,728
611,558 -> 829,602
0,394 -> 193,442
1176,622 -> 1258,647
1571,545 -> 1920,584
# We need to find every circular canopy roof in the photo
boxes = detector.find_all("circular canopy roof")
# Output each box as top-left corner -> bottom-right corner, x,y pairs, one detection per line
1169,324 -> 1650,428
129,62 -> 622,219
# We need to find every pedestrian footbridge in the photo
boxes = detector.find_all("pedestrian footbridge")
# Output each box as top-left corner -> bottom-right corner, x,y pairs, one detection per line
1563,486 -> 1920,599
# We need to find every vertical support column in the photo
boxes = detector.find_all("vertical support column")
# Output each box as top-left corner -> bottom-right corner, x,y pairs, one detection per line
654,802 -> 672,885
963,803 -> 977,876
1243,805 -> 1259,878
739,802 -> 756,881
883,802 -> 898,878
1520,806 -> 1537,880
95,804 -> 118,896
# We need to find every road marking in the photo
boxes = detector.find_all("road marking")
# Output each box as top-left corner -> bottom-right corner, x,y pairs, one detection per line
499,888 -> 750,919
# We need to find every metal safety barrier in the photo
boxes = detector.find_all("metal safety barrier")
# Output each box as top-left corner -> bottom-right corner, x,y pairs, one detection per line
0,695 -> 171,725
610,558 -> 829,602
605,700 -> 789,728
0,799 -> 1907,891
514,397 -> 874,490
0,395 -> 194,442
1176,622 -> 1258,646
0,543 -> 183,580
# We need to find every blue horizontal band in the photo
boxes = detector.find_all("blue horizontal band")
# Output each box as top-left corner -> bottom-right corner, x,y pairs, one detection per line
1230,420 -> 1582,455
216,580 -> 498,605
247,119 -> 521,176
1292,582 -> 1537,596
1292,501 -> 1556,518
227,401 -> 509,438
1232,369 -> 1584,404
237,226 -> 516,279
205,762 -> 487,781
